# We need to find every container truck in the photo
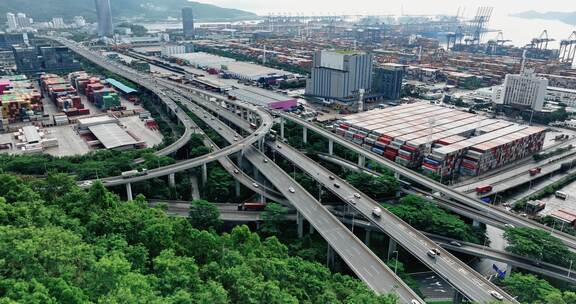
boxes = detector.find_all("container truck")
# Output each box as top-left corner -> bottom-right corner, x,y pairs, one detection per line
529,167 -> 542,176
475,185 -> 493,194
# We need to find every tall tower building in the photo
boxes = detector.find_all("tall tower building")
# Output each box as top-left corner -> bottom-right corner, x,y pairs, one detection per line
95,0 -> 113,37
182,7 -> 194,39
305,50 -> 373,101
499,69 -> 548,111
6,13 -> 18,31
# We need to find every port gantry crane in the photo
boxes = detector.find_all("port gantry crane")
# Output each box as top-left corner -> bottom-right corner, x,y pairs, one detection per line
559,31 -> 576,64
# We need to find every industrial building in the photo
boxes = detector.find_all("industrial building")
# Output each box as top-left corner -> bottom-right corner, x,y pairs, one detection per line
12,46 -> 81,73
498,69 -> 548,111
182,7 -> 195,39
334,102 -> 545,178
77,116 -> 142,151
228,87 -> 297,109
12,125 -> 58,153
373,63 -> 405,100
95,0 -> 113,37
171,52 -> 293,81
306,50 -> 373,101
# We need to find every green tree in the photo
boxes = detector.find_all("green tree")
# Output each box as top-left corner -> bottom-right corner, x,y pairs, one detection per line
504,227 -> 573,267
260,203 -> 288,236
502,273 -> 561,303
346,172 -> 398,200
388,195 -> 483,243
205,167 -> 234,202
188,200 -> 221,231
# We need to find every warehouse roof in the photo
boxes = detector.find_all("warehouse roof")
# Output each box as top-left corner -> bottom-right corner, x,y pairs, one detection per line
228,87 -> 294,106
22,126 -> 40,144
77,116 -> 118,128
106,78 -> 137,94
88,123 -> 139,150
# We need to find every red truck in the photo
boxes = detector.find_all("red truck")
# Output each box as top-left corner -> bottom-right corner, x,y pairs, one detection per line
237,202 -> 267,211
529,167 -> 542,176
475,185 -> 493,194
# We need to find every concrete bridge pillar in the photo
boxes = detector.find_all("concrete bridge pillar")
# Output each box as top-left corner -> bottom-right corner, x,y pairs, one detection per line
201,163 -> 208,186
297,211 -> 304,238
505,263 -> 513,278
365,229 -> 371,246
303,126 -> 308,144
394,172 -> 400,179
453,292 -> 463,304
309,224 -> 315,235
126,183 -> 133,201
472,220 -> 481,227
387,239 -> 397,261
235,180 -> 241,198
280,118 -> 285,140
358,155 -> 366,168
328,139 -> 334,156
327,245 -> 335,269
168,173 -> 176,188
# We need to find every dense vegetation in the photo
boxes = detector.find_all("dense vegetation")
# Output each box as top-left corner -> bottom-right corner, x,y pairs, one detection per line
387,195 -> 484,244
501,273 -> 576,304
0,0 -> 256,22
0,173 -> 397,303
503,227 -> 576,267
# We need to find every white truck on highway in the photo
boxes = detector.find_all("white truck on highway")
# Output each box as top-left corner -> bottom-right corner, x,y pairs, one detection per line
121,168 -> 148,179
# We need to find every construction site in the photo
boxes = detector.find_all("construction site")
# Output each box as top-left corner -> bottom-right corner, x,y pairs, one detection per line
334,102 -> 546,179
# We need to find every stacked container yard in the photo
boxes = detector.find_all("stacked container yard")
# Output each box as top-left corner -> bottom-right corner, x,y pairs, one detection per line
333,102 -> 546,177
0,75 -> 43,124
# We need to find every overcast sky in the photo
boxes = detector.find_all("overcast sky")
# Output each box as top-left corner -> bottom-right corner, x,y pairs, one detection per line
196,0 -> 570,16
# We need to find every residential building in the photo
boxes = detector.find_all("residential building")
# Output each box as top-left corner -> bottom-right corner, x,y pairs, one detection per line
6,13 -> 18,31
52,17 -> 65,29
16,13 -> 30,28
306,50 -> 373,101
95,0 -> 113,37
182,7 -> 194,39
373,63 -> 405,100
499,69 -> 548,111
73,16 -> 86,27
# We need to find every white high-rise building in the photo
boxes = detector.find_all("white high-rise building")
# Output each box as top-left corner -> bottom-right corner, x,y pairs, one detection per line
6,13 -> 18,30
499,69 -> 548,111
16,13 -> 30,28
73,16 -> 86,27
52,17 -> 65,28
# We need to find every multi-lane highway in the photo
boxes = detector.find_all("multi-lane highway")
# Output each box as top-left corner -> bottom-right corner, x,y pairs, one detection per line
181,91 -> 424,303
267,140 -> 515,303
276,112 -> 576,252
51,36 -> 525,301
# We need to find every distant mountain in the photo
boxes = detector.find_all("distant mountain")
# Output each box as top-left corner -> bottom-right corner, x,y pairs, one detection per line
512,10 -> 576,26
0,0 -> 258,23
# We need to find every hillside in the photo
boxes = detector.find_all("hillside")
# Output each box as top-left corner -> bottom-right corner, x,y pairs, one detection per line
0,0 -> 258,23
512,10 -> 576,26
